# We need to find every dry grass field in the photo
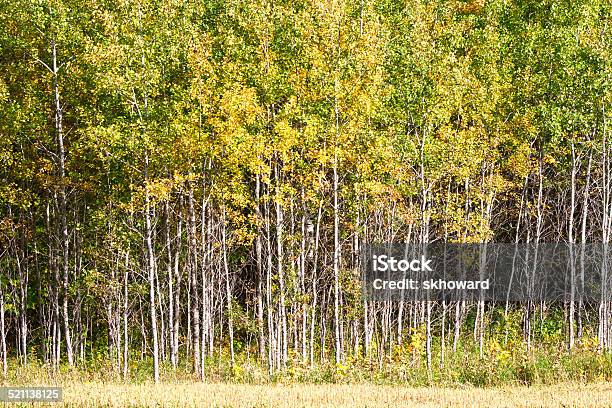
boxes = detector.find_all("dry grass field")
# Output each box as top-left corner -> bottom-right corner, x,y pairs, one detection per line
4,382 -> 610,407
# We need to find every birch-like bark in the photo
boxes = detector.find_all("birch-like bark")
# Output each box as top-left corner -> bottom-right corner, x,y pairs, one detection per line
0,272 -> 6,377
144,151 -> 159,384
222,206 -> 235,368
51,39 -> 73,367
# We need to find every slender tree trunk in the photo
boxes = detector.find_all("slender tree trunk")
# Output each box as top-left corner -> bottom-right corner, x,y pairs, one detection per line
579,151 -> 592,339
144,151 -> 160,384
264,188 -> 275,374
0,278 -> 6,377
173,194 -> 183,368
51,39 -> 73,367
188,188 -> 200,376
333,152 -> 341,364
255,173 -> 266,365
275,164 -> 288,367
300,188 -> 308,361
165,200 -> 176,370
200,186 -> 210,380
568,140 -> 577,350
123,250 -> 129,380
222,206 -> 235,368
600,107 -> 611,352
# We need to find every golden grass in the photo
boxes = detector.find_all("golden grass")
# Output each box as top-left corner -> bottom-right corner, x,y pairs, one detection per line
5,381 -> 611,407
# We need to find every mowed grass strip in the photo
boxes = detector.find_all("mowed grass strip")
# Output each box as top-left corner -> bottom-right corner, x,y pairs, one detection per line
8,382 -> 611,407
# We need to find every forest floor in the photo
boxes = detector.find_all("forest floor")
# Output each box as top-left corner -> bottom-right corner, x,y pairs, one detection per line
3,381 -> 611,407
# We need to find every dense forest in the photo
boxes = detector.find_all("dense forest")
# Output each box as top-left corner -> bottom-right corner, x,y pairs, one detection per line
1,0 -> 612,385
